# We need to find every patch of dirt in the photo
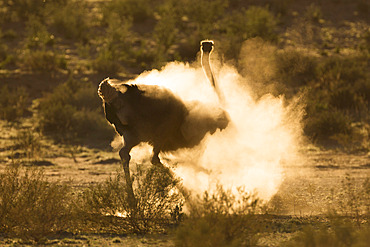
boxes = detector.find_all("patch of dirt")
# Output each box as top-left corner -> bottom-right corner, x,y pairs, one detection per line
0,119 -> 369,245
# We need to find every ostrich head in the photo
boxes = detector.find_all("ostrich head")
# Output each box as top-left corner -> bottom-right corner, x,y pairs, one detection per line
201,40 -> 214,53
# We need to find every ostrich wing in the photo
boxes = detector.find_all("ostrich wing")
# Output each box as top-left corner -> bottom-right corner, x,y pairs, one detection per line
104,102 -> 126,136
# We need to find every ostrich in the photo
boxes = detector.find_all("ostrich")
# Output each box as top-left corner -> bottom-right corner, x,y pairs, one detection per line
98,40 -> 228,208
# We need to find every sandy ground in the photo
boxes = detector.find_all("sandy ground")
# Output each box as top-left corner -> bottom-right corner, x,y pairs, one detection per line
0,120 -> 369,246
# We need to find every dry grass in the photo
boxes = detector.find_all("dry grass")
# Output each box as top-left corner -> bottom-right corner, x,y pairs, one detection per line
80,164 -> 184,234
0,144 -> 369,245
0,165 -> 72,242
175,186 -> 261,247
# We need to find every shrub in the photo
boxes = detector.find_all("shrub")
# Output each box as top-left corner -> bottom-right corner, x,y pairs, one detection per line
92,46 -> 122,75
72,109 -> 115,142
152,2 -> 181,66
37,79 -> 113,142
0,43 -> 15,69
134,164 -> 183,232
275,48 -> 318,88
335,174 -> 370,217
102,0 -> 154,24
182,0 -> 228,37
244,6 -> 278,41
25,15 -> 55,49
284,216 -> 370,247
317,55 -> 368,86
0,85 -> 29,121
223,6 -> 278,40
317,55 -> 369,117
129,40 -> 157,70
361,30 -> 370,52
1,0 -> 45,21
175,186 -> 261,247
80,165 -> 183,233
92,14 -> 133,74
37,100 -> 76,136
301,54 -> 369,147
22,49 -> 67,72
222,6 -> 278,58
0,165 -> 72,242
1,29 -> 17,40
269,0 -> 293,17
304,108 -> 353,146
304,3 -> 323,23
329,87 -> 364,113
12,129 -> 43,160
50,0 -> 91,42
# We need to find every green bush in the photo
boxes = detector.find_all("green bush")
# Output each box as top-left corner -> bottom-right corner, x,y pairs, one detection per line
223,5 -> 277,39
335,175 -> 370,217
316,55 -> 369,117
294,53 -> 370,147
92,46 -> 122,75
0,42 -> 7,62
22,49 -> 67,72
269,0 -> 293,17
81,165 -> 183,233
92,14 -> 133,74
284,216 -> 370,247
134,165 -> 183,232
102,0 -> 154,24
1,0 -> 45,21
12,16 -> 61,72
25,15 -> 55,49
129,40 -> 157,70
12,129 -> 43,160
175,186 -> 261,247
50,0 -> 91,42
317,55 -> 368,86
361,30 -> 370,52
37,79 -> 113,142
152,2 -> 181,65
275,48 -> 318,88
329,87 -> 364,113
37,100 -> 76,137
304,108 -> 353,146
182,0 -> 228,37
222,6 -> 278,58
0,166 -> 72,242
0,85 -> 29,121
0,43 -> 15,69
304,3 -> 323,23
244,6 -> 278,41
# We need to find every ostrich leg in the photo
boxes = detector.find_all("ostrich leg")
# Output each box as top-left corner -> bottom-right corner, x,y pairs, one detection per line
151,147 -> 173,177
119,132 -> 139,212
119,148 -> 136,212
151,148 -> 162,166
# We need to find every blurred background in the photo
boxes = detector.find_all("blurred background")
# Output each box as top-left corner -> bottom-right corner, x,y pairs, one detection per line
0,0 -> 369,150
0,0 -> 368,150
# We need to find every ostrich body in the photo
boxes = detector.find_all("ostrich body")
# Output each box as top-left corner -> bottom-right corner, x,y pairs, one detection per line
98,40 -> 228,208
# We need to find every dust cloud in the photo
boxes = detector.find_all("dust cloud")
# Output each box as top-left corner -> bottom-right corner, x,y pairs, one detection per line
121,56 -> 304,201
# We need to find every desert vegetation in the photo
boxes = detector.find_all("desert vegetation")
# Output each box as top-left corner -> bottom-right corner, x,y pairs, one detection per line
0,0 -> 369,245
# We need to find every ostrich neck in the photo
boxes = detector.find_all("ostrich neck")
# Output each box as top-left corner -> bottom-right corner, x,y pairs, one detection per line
201,50 -> 225,105
201,51 -> 216,89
